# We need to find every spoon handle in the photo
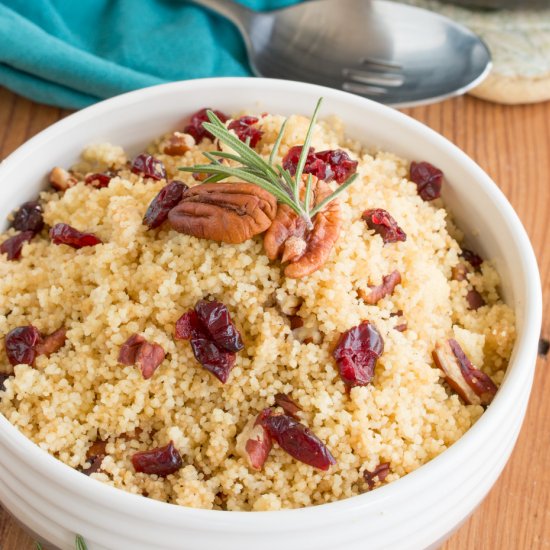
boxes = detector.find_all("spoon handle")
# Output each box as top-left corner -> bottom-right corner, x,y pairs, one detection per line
187,0 -> 253,30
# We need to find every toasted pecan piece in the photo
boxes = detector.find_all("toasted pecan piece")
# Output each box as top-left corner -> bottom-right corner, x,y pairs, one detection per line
264,178 -> 342,278
359,270 -> 402,305
168,182 -> 277,244
432,339 -> 497,406
49,167 -> 78,191
162,132 -> 195,156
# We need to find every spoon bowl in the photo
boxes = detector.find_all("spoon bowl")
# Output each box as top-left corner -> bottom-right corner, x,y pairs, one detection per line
190,0 -> 492,107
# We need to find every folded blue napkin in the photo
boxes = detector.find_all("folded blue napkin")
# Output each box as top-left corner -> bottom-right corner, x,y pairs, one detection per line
0,0 -> 300,109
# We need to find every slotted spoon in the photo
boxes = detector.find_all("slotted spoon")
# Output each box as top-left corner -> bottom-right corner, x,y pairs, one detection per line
188,0 -> 492,107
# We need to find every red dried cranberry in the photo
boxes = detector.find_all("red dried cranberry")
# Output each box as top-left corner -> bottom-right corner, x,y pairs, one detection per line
363,209 -> 406,244
11,201 -> 44,233
228,116 -> 263,148
315,149 -> 358,184
184,108 -> 229,143
274,393 -> 301,419
190,336 -> 236,383
85,171 -> 115,188
0,231 -> 34,260
283,146 -> 330,181
175,300 -> 243,383
195,300 -> 244,352
35,327 -> 67,357
136,342 -> 166,380
131,154 -> 166,181
143,180 -> 188,229
131,441 -> 182,476
4,326 -> 42,366
333,321 -> 384,387
261,413 -> 336,471
461,248 -> 483,270
81,454 -> 104,476
409,161 -> 443,201
50,223 -> 102,249
175,310 -> 202,340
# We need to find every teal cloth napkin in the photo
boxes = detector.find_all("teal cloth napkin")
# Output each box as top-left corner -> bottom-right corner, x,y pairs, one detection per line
0,0 -> 300,109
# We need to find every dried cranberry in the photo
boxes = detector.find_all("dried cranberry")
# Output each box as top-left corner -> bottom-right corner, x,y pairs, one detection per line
50,223 -> 102,249
118,334 -> 146,365
283,146 -> 330,181
228,116 -> 263,148
135,341 -> 166,380
4,326 -> 42,366
362,209 -> 406,244
190,336 -> 236,383
315,149 -> 358,184
195,300 -> 244,352
131,154 -> 166,181
131,441 -> 182,476
274,393 -> 301,419
461,248 -> 483,270
81,440 -> 107,475
0,231 -> 34,260
175,300 -> 243,383
333,321 -> 384,387
35,327 -> 67,357
175,310 -> 202,340
282,146 -> 357,184
261,413 -> 336,471
409,161 -> 443,201
184,108 -> 229,143
11,201 -> 44,233
143,180 -> 188,229
85,171 -> 115,188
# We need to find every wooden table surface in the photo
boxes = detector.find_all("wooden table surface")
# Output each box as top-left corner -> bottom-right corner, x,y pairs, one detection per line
0,87 -> 548,550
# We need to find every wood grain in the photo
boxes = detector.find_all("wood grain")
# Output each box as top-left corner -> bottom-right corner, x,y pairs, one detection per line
0,88 -> 548,550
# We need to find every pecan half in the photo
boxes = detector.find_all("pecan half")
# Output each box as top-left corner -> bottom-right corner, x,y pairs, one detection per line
235,409 -> 272,471
49,167 -> 78,191
162,132 -> 195,156
432,339 -> 497,406
359,270 -> 402,305
35,327 -> 67,357
264,178 -> 342,278
168,183 -> 277,244
363,462 -> 391,490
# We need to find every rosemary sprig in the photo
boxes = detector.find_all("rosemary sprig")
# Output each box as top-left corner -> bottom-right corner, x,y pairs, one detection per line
179,98 -> 357,230
36,534 -> 88,550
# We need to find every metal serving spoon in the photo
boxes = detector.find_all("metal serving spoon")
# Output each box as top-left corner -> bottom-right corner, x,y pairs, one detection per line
188,0 -> 492,107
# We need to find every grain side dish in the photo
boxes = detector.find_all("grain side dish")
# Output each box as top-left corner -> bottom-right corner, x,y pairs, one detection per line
0,103 -> 515,511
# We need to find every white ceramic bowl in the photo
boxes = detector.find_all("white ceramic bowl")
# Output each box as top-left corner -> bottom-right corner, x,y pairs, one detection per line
0,78 -> 541,550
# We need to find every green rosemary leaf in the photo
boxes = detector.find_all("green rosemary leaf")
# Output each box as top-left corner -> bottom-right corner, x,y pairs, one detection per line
202,173 -> 227,184
204,150 -> 245,164
294,97 -> 323,186
304,173 -> 313,216
310,173 -> 358,217
269,118 -> 288,166
75,534 -> 88,550
35,543 -> 43,550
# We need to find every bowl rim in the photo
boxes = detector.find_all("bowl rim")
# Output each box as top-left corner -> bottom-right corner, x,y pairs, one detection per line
0,77 -> 542,527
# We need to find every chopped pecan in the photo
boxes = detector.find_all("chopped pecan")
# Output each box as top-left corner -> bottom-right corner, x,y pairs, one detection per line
363,462 -> 391,490
264,178 -> 342,278
118,334 -> 165,379
359,270 -> 402,305
49,167 -> 78,191
35,327 -> 67,357
451,263 -> 469,281
82,439 -> 107,475
235,409 -> 273,471
168,183 -> 277,244
432,339 -> 497,406
466,289 -> 486,310
274,393 -> 302,419
162,132 -> 195,155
